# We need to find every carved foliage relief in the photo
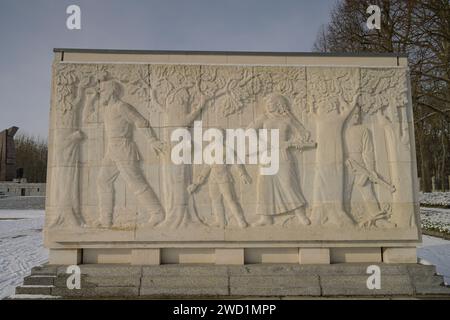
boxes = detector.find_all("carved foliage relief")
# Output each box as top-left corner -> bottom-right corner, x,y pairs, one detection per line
46,62 -> 419,242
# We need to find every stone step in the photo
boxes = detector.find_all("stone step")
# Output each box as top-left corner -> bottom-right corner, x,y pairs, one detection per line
53,274 -> 140,288
11,263 -> 450,299
229,275 -> 320,296
51,287 -> 139,298
412,274 -> 450,295
7,294 -> 61,300
23,275 -> 56,286
15,285 -> 53,295
30,265 -> 58,275
320,274 -> 414,296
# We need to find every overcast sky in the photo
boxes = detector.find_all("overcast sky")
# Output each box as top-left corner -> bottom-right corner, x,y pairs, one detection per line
0,0 -> 335,138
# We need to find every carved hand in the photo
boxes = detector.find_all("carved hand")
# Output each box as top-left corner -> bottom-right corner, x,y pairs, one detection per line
85,87 -> 99,98
284,139 -> 305,150
136,119 -> 150,128
152,140 -> 166,156
79,76 -> 92,88
240,173 -> 252,185
281,141 -> 292,150
70,130 -> 84,142
187,183 -> 198,194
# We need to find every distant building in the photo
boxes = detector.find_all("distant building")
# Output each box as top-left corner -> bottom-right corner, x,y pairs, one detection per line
0,179 -> 46,197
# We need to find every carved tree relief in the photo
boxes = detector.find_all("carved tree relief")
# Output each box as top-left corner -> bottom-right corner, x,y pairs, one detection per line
307,67 -> 360,227
47,62 -> 419,240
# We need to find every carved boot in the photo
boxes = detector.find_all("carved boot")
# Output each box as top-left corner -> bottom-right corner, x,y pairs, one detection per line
146,211 -> 165,227
374,219 -> 396,229
96,191 -> 114,228
253,215 -> 273,227
236,216 -> 248,228
229,204 -> 248,228
136,188 -> 165,227
210,209 -> 226,228
94,209 -> 113,228
295,208 -> 311,226
233,212 -> 248,228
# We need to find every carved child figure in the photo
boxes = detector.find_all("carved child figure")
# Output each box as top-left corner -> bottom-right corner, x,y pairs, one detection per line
187,160 -> 252,228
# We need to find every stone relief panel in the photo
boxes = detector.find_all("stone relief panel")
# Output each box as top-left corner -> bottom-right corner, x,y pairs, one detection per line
46,62 -> 420,244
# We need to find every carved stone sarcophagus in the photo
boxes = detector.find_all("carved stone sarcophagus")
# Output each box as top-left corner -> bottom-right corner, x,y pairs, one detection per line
45,49 -> 420,265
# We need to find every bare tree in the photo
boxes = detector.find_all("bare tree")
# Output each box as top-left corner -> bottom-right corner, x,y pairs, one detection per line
313,0 -> 450,192
15,133 -> 48,183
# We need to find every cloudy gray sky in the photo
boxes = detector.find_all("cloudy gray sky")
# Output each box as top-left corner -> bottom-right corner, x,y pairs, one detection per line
0,0 -> 335,138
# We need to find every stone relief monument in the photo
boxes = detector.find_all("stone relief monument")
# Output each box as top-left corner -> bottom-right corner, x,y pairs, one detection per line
0,126 -> 19,181
44,50 -> 421,266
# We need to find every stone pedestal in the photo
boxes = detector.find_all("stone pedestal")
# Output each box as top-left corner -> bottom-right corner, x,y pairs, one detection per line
299,248 -> 330,264
49,249 -> 82,265
215,249 -> 244,265
43,50 -> 422,268
382,247 -> 418,263
131,249 -> 160,265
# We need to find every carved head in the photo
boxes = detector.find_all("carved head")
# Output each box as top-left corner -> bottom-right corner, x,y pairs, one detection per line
99,80 -> 122,105
265,94 -> 290,115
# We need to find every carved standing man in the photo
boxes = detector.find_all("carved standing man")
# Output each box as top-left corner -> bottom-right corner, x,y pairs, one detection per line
85,80 -> 165,228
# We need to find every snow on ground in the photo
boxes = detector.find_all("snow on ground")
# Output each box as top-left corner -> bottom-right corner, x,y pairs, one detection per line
0,208 -> 449,299
418,235 -> 450,285
0,210 -> 47,299
420,207 -> 450,234
420,192 -> 450,207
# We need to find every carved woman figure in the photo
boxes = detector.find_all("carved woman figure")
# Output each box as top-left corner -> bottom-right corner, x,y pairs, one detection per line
248,94 -> 315,226
48,71 -> 90,228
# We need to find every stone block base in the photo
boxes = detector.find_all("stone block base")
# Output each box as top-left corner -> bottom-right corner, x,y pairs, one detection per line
11,263 -> 450,299
49,249 -> 82,265
382,247 -> 417,263
47,246 -> 417,266
299,248 -> 330,264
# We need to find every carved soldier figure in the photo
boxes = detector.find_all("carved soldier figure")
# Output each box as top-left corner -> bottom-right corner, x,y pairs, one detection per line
85,80 -> 166,228
187,159 -> 252,228
345,108 -> 396,228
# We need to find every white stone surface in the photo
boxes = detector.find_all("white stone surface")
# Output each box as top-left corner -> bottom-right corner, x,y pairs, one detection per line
44,52 -> 421,264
